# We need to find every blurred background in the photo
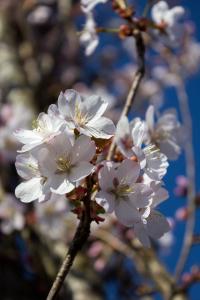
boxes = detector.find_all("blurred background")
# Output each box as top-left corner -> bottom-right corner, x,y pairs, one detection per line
0,0 -> 200,299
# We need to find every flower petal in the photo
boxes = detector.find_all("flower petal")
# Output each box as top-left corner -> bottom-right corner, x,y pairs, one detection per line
95,191 -> 115,213
50,176 -> 75,195
117,159 -> 140,185
115,200 -> 141,227
68,161 -> 94,182
86,117 -> 115,139
71,135 -> 96,164
146,211 -> 170,239
15,153 -> 39,180
15,177 -> 43,203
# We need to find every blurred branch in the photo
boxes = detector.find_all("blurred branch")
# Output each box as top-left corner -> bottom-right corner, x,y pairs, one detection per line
107,31 -> 145,160
94,228 -> 187,300
174,81 -> 196,280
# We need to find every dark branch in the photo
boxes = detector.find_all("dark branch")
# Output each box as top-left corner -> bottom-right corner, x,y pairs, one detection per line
46,194 -> 91,300
107,31 -> 145,160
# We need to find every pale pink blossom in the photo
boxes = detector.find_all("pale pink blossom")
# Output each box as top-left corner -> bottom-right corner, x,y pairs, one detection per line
96,159 -> 153,227
80,13 -> 99,56
115,116 -> 169,180
14,110 -> 65,152
151,1 -> 185,45
145,105 -> 182,160
52,89 -> 115,139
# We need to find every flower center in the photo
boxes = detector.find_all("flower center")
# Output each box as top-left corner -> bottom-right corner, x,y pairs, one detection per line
32,119 -> 48,134
74,104 -> 88,126
143,144 -> 160,156
110,177 -> 133,200
56,157 -> 71,173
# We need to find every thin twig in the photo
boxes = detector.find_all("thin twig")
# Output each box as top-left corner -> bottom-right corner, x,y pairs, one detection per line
174,81 -> 196,280
46,192 -> 92,300
106,31 -> 145,160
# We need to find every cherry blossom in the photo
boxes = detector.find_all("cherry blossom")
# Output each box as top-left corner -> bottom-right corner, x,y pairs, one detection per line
53,89 -> 115,139
15,152 -> 53,203
151,1 -> 185,45
134,210 -> 170,247
95,159 -> 153,227
80,12 -> 99,56
145,105 -> 182,160
115,116 -> 169,180
37,131 -> 96,195
14,110 -> 65,152
134,174 -> 170,247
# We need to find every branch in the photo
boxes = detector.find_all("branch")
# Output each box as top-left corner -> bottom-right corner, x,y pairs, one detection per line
174,81 -> 196,280
46,193 -> 92,300
107,31 -> 145,160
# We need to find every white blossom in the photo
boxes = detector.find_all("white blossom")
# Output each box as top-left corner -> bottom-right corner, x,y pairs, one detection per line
134,210 -> 170,247
145,105 -> 182,160
51,89 -> 115,139
133,174 -> 170,247
14,110 -> 65,152
115,116 -> 169,180
151,1 -> 185,45
15,152 -> 53,203
37,131 -> 96,195
95,159 -> 153,227
15,131 -> 96,202
81,0 -> 108,13
80,13 -> 99,56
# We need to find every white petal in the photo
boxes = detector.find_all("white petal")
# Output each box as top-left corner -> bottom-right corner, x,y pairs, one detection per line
98,162 -> 116,190
145,105 -> 155,133
151,187 -> 169,208
68,161 -> 94,182
159,139 -> 181,160
132,146 -> 146,169
47,130 -> 74,158
151,1 -> 169,23
115,200 -> 141,227
129,183 -> 153,208
115,117 -> 133,157
131,120 -> 146,147
15,177 -> 43,203
86,117 -> 115,139
58,90 -> 80,121
95,191 -> 115,213
15,153 -> 39,180
83,95 -> 108,122
71,135 -> 96,164
134,223 -> 151,247
146,211 -> 170,239
117,159 -> 140,185
14,129 -> 42,144
50,177 -> 75,195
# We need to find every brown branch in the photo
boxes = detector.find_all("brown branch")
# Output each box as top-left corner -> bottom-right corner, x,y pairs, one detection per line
106,31 -> 145,160
174,81 -> 196,280
46,193 -> 92,300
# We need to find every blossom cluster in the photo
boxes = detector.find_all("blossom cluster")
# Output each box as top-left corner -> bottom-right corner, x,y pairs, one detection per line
14,88 -> 182,247
79,0 -> 186,56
